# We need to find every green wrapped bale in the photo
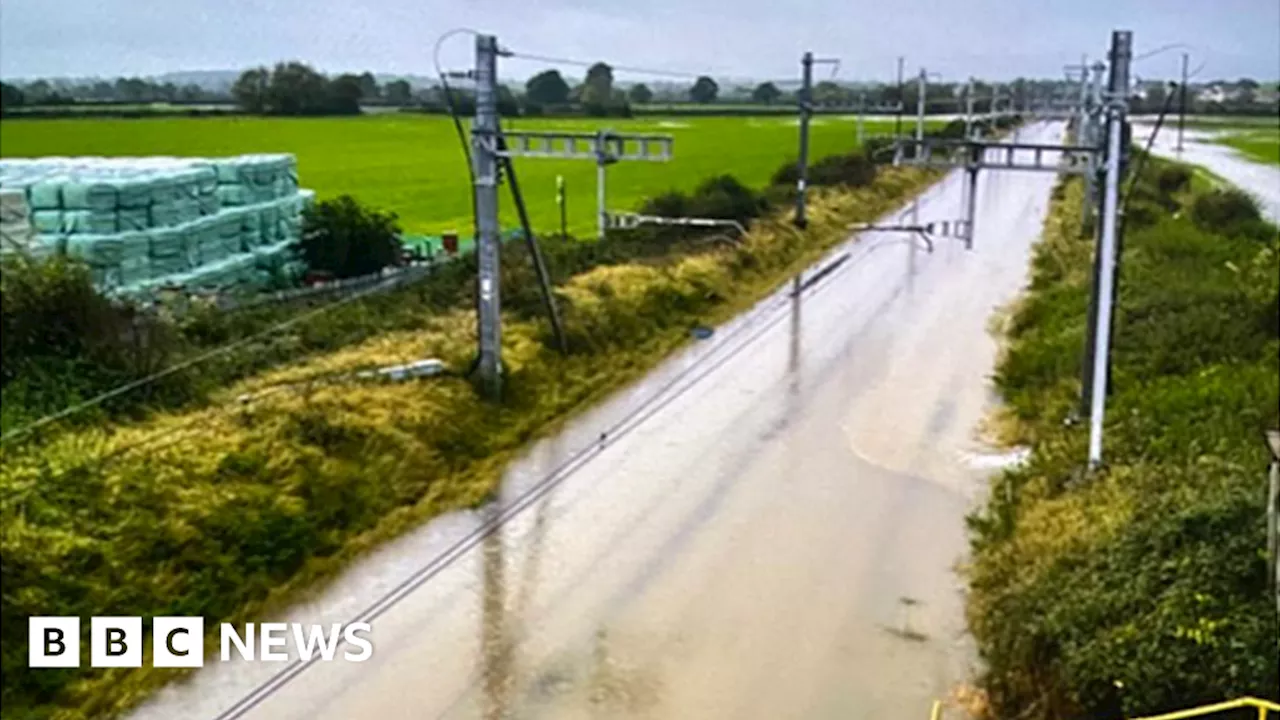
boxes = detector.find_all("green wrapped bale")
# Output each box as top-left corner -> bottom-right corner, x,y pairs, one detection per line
119,255 -> 150,287
114,179 -> 153,209
198,193 -> 219,216
118,208 -> 149,232
259,205 -> 282,242
149,203 -> 181,228
65,234 -> 124,266
191,166 -> 218,194
62,209 -> 118,235
150,178 -> 181,205
147,228 -> 194,275
62,180 -> 117,211
31,210 -> 62,234
175,199 -> 202,224
216,184 -> 249,207
28,180 -> 64,210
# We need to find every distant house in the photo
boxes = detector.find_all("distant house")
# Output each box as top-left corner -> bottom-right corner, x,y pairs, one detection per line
1197,84 -> 1229,103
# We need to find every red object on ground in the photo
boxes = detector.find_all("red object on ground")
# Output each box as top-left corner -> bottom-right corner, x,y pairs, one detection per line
303,270 -> 335,286
442,232 -> 459,255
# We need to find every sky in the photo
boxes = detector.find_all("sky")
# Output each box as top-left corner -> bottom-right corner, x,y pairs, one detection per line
0,0 -> 1277,83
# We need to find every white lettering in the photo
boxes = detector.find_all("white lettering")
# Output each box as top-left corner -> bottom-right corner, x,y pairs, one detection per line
342,623 -> 373,662
220,623 -> 254,662
291,623 -> 342,661
260,623 -> 289,662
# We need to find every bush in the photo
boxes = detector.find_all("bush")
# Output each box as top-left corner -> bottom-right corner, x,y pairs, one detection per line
861,136 -> 897,164
638,190 -> 690,218
1190,187 -> 1262,236
771,158 -> 801,187
300,195 -> 403,279
808,152 -> 878,188
686,174 -> 764,224
1155,165 -> 1192,195
771,152 -> 879,191
0,254 -> 186,431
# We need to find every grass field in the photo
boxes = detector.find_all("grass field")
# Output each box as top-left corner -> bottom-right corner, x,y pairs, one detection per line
1166,115 -> 1280,166
0,114 -> 941,237
1216,128 -> 1280,165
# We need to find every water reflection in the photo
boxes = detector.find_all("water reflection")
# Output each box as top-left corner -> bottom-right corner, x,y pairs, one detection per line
480,508 -> 513,720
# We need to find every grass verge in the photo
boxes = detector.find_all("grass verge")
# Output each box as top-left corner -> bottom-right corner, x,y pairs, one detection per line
966,155 -> 1279,717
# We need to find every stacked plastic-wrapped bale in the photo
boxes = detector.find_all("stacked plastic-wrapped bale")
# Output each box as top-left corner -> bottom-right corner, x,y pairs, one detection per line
0,154 -> 314,294
0,188 -> 37,257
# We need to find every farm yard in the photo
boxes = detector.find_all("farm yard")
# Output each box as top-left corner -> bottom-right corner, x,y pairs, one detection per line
0,113 -> 942,237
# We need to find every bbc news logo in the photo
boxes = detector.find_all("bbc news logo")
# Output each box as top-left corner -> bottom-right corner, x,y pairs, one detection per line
28,617 -> 372,668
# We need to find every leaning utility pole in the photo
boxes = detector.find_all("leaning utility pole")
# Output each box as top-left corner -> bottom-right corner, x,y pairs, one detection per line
964,78 -> 975,139
895,56 -> 905,139
916,68 -> 927,144
856,92 -> 866,146
1176,52 -> 1189,153
467,33 -> 672,398
473,34 -> 504,399
1086,29 -> 1132,468
794,51 -> 814,227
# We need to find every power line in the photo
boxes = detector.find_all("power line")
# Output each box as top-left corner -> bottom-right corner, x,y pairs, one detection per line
503,49 -> 710,80
209,226 -> 918,720
0,270 -> 437,446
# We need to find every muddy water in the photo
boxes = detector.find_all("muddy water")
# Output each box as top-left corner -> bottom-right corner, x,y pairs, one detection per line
130,123 -> 1065,720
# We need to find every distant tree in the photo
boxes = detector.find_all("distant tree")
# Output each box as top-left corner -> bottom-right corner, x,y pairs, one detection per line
357,71 -> 380,100
90,81 -> 114,101
628,83 -> 654,104
232,66 -> 270,113
23,80 -> 52,104
0,82 -> 25,112
1144,82 -> 1169,112
581,62 -> 614,105
496,84 -> 520,115
384,79 -> 412,105
689,76 -> 719,104
526,69 -> 571,105
265,62 -> 329,115
813,80 -> 853,107
114,77 -> 151,103
327,73 -> 365,114
178,84 -> 204,103
752,81 -> 781,105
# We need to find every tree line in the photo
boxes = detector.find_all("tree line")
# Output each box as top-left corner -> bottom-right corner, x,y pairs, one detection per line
229,64 -> 413,115
0,77 -> 223,109
5,63 -> 1274,119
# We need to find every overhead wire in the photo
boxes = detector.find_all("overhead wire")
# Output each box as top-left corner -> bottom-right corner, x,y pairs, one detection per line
1121,81 -> 1179,215
0,274 -> 429,447
503,49 -> 708,80
208,224 -> 919,720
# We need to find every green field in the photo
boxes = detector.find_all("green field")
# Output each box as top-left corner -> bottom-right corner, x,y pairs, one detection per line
0,114 -> 939,237
1216,128 -> 1280,165
1170,115 -> 1280,166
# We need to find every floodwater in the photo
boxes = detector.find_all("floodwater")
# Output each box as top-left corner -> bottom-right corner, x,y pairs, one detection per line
1133,123 -> 1280,223
130,122 -> 1066,720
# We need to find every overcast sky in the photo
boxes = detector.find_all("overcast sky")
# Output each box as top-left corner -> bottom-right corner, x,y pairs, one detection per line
1,0 -> 1277,83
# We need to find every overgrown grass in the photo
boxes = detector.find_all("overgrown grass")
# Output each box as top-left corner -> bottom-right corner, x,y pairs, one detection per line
0,155 -> 941,719
967,154 -> 1279,718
